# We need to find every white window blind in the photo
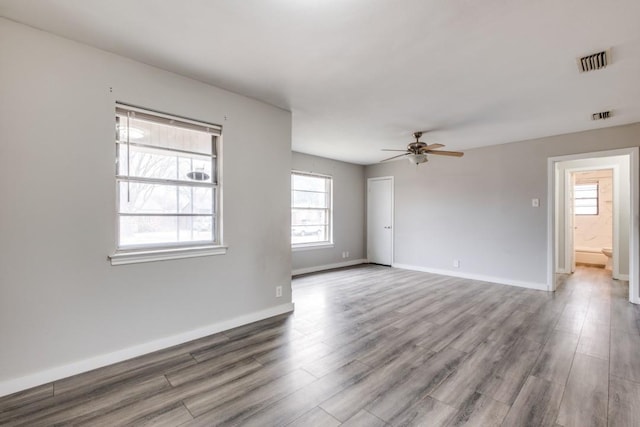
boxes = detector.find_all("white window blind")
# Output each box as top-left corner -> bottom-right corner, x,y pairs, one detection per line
115,104 -> 221,251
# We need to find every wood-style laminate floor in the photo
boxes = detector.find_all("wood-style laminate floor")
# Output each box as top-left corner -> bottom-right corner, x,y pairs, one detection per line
2,265 -> 640,426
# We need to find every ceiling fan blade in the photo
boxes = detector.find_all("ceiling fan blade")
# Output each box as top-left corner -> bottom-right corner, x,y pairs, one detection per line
380,152 -> 410,162
381,149 -> 409,152
418,143 -> 444,152
426,150 -> 464,157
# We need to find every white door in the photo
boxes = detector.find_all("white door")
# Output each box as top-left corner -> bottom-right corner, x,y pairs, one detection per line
367,177 -> 393,265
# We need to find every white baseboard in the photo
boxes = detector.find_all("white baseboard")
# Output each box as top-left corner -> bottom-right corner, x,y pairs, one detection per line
0,302 -> 294,398
393,263 -> 549,292
292,259 -> 367,276
616,274 -> 629,281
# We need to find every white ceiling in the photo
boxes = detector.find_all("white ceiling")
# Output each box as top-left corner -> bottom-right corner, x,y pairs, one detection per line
2,0 -> 640,164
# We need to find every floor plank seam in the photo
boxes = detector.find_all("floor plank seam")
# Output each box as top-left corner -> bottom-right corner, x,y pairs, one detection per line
609,373 -> 640,385
528,323 -> 571,425
187,352 -> 199,365
300,367 -> 320,379
181,401 -> 195,420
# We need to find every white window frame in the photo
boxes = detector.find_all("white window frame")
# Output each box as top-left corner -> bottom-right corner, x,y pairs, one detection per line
109,103 -> 226,265
575,182 -> 599,216
291,171 -> 334,251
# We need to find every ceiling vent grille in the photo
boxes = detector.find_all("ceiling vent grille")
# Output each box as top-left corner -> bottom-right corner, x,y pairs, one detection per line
592,111 -> 611,121
578,49 -> 610,72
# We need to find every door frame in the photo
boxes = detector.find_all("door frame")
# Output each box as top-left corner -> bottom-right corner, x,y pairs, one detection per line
367,176 -> 394,265
564,165 -> 620,277
565,170 -> 576,274
546,147 -> 639,304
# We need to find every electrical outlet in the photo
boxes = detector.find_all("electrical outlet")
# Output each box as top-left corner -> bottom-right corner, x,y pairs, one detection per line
276,286 -> 282,298
453,259 -> 460,268
532,198 -> 540,207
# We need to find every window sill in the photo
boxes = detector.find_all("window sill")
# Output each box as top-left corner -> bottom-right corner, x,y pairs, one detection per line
109,245 -> 227,265
292,242 -> 335,252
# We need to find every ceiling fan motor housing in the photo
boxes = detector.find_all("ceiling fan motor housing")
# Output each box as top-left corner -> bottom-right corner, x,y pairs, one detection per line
408,142 -> 427,153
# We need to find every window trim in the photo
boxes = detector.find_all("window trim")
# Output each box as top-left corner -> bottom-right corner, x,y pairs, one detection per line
109,103 -> 225,264
291,170 -> 333,249
292,242 -> 335,252
109,245 -> 227,265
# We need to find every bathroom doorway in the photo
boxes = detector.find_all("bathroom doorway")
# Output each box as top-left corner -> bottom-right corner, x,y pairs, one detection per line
571,169 -> 613,274
547,148 -> 639,304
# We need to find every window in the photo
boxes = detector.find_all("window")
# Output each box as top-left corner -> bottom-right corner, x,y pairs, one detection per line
575,183 -> 598,215
291,172 -> 332,247
112,104 -> 223,261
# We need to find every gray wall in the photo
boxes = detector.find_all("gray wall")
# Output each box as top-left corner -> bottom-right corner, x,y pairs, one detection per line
365,123 -> 640,287
0,20 -> 292,388
292,152 -> 366,272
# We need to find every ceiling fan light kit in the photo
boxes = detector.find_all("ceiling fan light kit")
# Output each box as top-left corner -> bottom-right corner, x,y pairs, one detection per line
380,131 -> 464,165
407,153 -> 428,164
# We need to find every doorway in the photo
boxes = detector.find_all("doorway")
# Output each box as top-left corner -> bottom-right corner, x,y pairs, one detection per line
570,169 -> 614,273
367,177 -> 394,266
547,148 -> 639,304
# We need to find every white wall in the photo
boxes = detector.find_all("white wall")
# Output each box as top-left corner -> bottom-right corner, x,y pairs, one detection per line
365,123 -> 640,289
292,152 -> 365,274
0,19 -> 292,394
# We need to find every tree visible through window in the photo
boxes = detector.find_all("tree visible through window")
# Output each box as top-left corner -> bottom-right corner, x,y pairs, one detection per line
291,172 -> 332,246
115,104 -> 221,250
575,183 -> 598,215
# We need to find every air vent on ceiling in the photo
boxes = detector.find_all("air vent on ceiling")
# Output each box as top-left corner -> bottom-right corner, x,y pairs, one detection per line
592,111 -> 611,121
578,49 -> 610,73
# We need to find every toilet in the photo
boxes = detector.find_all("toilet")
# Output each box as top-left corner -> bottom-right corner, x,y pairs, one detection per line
602,247 -> 613,270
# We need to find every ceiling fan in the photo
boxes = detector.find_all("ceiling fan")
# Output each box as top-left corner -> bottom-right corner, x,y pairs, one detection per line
380,131 -> 464,165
